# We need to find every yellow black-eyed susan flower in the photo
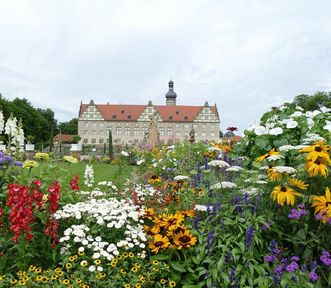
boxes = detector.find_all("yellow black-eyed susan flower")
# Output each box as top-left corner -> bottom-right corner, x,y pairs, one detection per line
62,279 -> 70,285
169,280 -> 176,287
94,259 -> 101,265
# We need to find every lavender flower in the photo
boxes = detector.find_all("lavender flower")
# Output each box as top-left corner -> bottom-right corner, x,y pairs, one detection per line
274,264 -> 284,275
264,255 -> 277,263
245,225 -> 254,249
206,230 -> 215,253
229,269 -> 236,283
288,205 -> 307,220
320,251 -> 331,266
310,260 -> 317,270
291,256 -> 299,262
309,271 -> 318,282
286,261 -> 299,272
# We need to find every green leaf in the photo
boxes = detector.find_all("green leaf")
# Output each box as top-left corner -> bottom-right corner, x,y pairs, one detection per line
151,254 -> 169,261
170,261 -> 186,273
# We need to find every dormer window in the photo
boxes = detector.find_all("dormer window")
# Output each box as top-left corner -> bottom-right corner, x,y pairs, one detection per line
121,110 -> 125,114
184,116 -> 188,120
169,116 -> 173,120
128,115 -> 131,119
176,111 -> 179,115
112,115 -> 116,119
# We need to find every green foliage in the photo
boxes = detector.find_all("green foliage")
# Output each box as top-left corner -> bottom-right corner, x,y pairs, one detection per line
0,95 -> 58,146
49,129 -> 54,152
293,91 -> 331,111
58,118 -> 78,135
108,130 -> 114,159
72,135 -> 81,144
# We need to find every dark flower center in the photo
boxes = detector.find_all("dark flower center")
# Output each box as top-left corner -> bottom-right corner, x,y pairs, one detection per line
315,147 -> 322,152
326,201 -> 331,207
154,241 -> 164,247
179,236 -> 191,243
280,187 -> 287,192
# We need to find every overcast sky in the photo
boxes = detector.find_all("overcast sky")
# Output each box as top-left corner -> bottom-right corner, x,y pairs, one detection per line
1,0 -> 331,133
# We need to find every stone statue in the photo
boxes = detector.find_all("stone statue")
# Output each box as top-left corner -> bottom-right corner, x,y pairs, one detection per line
145,113 -> 160,147
189,127 -> 195,143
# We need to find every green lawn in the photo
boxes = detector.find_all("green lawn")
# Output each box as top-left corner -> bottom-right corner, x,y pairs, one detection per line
27,161 -> 134,189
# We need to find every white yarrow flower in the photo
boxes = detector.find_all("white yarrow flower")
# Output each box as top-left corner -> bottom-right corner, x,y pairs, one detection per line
173,175 -> 190,181
208,160 -> 230,168
272,166 -> 297,174
226,166 -> 243,172
266,154 -> 284,161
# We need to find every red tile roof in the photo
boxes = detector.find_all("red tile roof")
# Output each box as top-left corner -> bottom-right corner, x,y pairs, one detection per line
54,134 -> 74,142
80,103 -> 219,122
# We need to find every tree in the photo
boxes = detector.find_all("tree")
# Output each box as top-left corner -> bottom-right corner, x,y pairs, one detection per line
58,118 -> 78,135
293,91 -> 331,111
108,130 -> 113,159
49,129 -> 54,152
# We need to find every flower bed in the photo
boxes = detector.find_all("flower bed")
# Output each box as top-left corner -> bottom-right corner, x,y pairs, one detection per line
0,104 -> 330,287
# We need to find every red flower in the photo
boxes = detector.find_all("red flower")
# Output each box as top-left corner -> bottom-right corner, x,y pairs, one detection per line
70,175 -> 80,191
44,216 -> 59,248
0,206 -> 4,228
47,181 -> 61,214
7,184 -> 36,242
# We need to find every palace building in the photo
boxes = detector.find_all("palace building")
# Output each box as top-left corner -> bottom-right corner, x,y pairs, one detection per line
78,81 -> 220,145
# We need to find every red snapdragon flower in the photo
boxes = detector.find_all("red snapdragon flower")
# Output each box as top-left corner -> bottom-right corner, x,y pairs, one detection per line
70,175 -> 80,191
44,216 -> 59,248
47,180 -> 61,214
6,184 -> 37,242
0,206 -> 4,228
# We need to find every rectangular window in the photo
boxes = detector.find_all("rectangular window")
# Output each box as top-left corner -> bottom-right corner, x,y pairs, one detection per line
134,139 -> 139,144
134,127 -> 139,136
99,138 -> 104,143
202,132 -> 206,137
124,127 -> 130,136
92,123 -> 96,127
211,124 -> 215,129
84,130 -> 88,135
176,123 -> 180,128
83,139 -> 88,143
160,128 -> 164,136
167,128 -> 173,136
100,123 -> 104,127
176,132 -> 180,137
92,130 -> 96,135
185,124 -> 189,128
100,130 -> 104,135
193,124 -> 197,129
116,127 -> 122,136
211,132 -> 215,137
142,127 -> 148,136
92,139 -> 96,143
